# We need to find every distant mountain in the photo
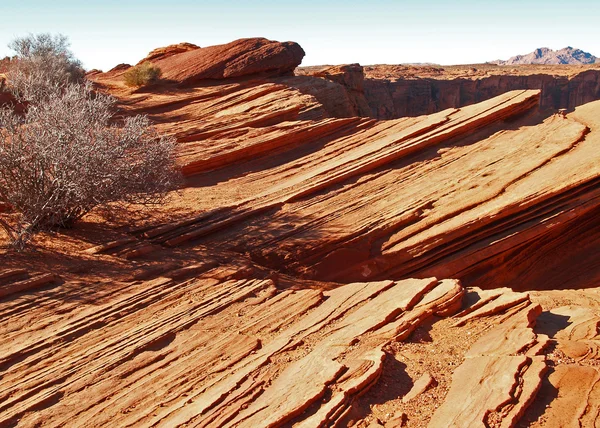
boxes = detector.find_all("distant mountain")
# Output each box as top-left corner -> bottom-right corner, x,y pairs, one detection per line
492,47 -> 599,65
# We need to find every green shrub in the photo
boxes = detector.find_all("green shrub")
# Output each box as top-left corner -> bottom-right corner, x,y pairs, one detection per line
123,62 -> 162,87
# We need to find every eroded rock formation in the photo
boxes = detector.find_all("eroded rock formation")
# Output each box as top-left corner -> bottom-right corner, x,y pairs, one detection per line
147,38 -> 305,85
307,63 -> 372,116
493,46 -> 599,65
3,39 -> 600,427
137,42 -> 201,64
362,66 -> 600,118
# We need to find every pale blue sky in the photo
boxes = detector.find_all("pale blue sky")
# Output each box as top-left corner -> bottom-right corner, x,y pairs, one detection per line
1,0 -> 598,70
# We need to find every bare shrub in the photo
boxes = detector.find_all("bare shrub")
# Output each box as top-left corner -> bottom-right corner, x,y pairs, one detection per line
0,83 -> 180,248
7,33 -> 85,103
123,62 -> 162,87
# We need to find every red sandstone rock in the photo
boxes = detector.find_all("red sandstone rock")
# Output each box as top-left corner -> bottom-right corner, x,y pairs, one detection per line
137,42 -> 200,64
301,63 -> 372,116
430,303 -> 548,427
81,83 -> 600,301
358,64 -> 600,119
527,365 -> 600,427
401,372 -> 436,403
0,271 -> 59,300
7,38 -> 600,427
0,275 -> 464,426
147,38 -> 305,85
97,63 -> 132,79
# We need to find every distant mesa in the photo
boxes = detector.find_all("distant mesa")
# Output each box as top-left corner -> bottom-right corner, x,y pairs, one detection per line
492,46 -> 599,65
142,37 -> 305,85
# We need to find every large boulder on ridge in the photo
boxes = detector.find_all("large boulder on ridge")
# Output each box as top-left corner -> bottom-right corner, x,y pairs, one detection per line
150,38 -> 305,84
137,42 -> 200,64
301,63 -> 372,116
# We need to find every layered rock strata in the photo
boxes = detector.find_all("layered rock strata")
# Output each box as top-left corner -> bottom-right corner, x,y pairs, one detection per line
364,69 -> 600,118
3,39 -> 600,427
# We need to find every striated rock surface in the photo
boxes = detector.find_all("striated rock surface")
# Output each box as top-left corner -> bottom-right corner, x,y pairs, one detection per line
88,68 -> 600,295
430,298 -> 548,427
6,39 -> 600,427
148,38 -> 305,85
363,68 -> 600,118
137,42 -> 200,64
301,63 -> 372,116
0,271 -> 463,427
94,87 -> 600,296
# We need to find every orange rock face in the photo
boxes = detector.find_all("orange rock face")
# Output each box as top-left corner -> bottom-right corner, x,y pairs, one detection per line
301,63 -> 372,116
96,84 -> 600,295
358,64 -> 600,118
147,37 -> 305,85
137,42 -> 200,64
4,39 -> 600,427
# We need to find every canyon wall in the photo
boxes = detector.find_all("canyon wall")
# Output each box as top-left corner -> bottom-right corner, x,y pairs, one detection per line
365,70 -> 600,119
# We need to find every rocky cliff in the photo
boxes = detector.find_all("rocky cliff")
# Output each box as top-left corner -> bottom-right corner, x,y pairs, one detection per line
364,67 -> 600,118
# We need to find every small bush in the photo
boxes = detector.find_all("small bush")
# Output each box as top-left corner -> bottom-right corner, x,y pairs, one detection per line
0,83 -> 180,248
7,33 -> 84,103
123,62 -> 162,87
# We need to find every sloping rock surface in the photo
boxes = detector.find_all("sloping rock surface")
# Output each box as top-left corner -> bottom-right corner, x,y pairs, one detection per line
5,40 -> 600,427
0,271 -> 463,427
88,84 -> 600,296
138,42 -> 200,64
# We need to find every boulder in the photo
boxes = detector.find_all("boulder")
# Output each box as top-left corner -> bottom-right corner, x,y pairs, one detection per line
309,63 -> 372,116
313,63 -> 365,92
150,37 -> 305,84
138,42 -> 200,64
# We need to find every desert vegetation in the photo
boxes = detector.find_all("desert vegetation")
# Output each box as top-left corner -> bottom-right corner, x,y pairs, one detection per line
123,61 -> 162,87
0,34 -> 180,248
7,33 -> 85,103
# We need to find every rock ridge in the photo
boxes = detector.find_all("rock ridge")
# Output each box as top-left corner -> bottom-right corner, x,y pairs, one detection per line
148,37 -> 305,84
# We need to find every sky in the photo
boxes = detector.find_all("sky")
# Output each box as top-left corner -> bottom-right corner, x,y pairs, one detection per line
1,0 -> 599,71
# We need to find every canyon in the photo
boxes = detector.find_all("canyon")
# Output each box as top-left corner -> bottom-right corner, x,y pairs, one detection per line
299,62 -> 600,119
2,38 -> 600,427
